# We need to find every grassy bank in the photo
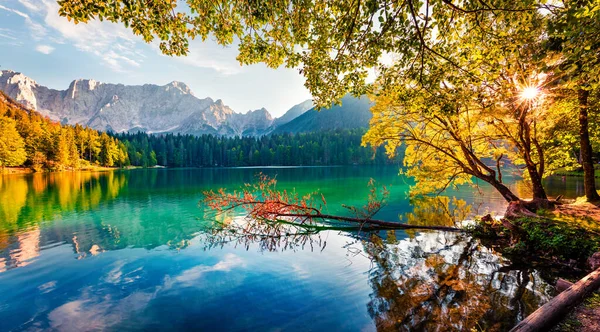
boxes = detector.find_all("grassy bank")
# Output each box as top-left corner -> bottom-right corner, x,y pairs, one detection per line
552,167 -> 600,178
466,213 -> 600,271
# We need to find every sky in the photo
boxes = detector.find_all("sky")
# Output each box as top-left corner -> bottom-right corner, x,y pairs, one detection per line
0,0 -> 313,117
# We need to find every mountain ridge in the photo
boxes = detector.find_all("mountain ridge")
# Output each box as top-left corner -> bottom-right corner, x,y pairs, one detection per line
0,70 -> 371,137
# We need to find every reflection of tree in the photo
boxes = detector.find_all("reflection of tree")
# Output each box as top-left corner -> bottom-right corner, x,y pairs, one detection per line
0,171 -> 128,270
402,196 -> 472,241
200,175 -> 555,330
200,218 -> 554,330
364,231 -> 554,331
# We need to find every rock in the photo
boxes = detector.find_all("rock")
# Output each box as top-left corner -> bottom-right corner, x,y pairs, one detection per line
587,252 -> 600,271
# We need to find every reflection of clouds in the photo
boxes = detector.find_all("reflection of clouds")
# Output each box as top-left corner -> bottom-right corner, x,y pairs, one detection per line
104,261 -> 125,284
46,254 -> 246,331
291,263 -> 311,280
48,290 -> 155,332
175,253 -> 245,285
38,280 -> 57,294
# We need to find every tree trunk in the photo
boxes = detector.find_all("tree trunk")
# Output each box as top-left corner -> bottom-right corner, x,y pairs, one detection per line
578,89 -> 600,202
510,266 -> 600,332
527,165 -> 548,200
487,178 -> 521,202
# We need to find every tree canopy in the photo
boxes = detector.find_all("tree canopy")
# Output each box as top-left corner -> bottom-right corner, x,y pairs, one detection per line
58,0 -> 600,202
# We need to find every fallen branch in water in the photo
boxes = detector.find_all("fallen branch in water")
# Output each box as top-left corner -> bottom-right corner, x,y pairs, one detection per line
202,174 -> 462,233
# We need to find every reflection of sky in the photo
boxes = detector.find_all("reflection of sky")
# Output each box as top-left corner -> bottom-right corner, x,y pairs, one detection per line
0,231 -> 377,331
0,167 -> 580,330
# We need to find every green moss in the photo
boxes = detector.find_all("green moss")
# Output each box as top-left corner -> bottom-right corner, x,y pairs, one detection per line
467,216 -> 600,263
517,217 -> 599,261
554,317 -> 583,332
585,292 -> 600,308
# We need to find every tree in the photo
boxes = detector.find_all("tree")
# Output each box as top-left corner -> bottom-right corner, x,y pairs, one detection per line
58,0 -> 546,107
0,116 -> 27,168
545,0 -> 600,201
361,4 -> 557,205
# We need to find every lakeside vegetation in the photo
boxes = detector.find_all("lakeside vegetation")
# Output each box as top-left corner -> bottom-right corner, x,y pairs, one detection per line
0,89 -> 399,172
115,129 -> 399,168
0,92 -> 128,171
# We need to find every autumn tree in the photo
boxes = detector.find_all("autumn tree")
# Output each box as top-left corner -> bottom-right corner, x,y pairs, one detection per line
58,0 -> 599,202
0,116 -> 27,168
545,0 -> 600,201
0,92 -> 129,171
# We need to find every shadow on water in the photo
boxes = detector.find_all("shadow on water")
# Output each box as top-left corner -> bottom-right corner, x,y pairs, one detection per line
0,167 -> 587,331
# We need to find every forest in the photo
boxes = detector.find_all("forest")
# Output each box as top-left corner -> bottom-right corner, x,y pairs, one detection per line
0,91 -> 397,170
0,92 -> 128,171
115,129 -> 398,168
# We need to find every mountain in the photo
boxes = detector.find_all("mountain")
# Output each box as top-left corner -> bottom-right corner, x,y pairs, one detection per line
0,70 -> 277,136
273,95 -> 372,134
271,99 -> 314,128
0,70 -> 369,137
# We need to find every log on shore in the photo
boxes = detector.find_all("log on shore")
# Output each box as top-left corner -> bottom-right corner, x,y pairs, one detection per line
510,267 -> 600,332
555,278 -> 574,293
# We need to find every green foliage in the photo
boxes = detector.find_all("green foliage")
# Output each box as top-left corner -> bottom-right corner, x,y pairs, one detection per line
468,215 -> 600,262
464,221 -> 503,240
57,0 -> 546,107
115,129 -> 399,167
0,92 -> 128,170
518,217 -> 599,261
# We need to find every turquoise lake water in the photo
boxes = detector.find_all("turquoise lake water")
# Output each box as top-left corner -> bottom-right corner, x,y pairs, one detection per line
0,167 -> 594,331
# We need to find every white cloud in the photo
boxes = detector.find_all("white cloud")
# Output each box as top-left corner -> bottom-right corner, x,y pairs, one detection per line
34,0 -> 144,72
0,3 -> 47,40
152,39 -> 243,75
36,44 -> 54,54
0,4 -> 28,18
18,0 -> 41,12
0,32 -> 17,40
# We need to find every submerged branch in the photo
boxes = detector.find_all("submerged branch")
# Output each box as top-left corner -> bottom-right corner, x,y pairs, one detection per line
202,174 -> 463,233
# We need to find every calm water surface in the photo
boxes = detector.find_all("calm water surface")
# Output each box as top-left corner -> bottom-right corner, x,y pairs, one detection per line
0,167 -> 593,331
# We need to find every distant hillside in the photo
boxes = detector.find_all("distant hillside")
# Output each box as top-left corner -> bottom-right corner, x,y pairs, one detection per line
0,91 -> 128,170
273,95 -> 372,134
270,99 -> 314,128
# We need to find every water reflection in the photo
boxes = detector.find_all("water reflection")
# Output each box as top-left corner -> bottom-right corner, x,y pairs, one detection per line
199,210 -> 557,331
364,231 -> 553,331
0,168 -> 586,331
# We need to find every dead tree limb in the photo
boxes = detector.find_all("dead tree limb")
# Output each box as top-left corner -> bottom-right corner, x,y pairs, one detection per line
510,267 -> 600,332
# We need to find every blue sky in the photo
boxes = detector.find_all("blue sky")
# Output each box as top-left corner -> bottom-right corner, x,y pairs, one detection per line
0,0 -> 312,117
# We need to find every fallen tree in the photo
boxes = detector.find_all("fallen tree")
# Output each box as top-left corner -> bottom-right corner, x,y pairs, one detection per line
510,266 -> 600,332
202,174 -> 462,233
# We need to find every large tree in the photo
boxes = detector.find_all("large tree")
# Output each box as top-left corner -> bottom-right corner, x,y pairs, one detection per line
58,0 -> 599,202
0,116 -> 27,168
545,0 -> 600,201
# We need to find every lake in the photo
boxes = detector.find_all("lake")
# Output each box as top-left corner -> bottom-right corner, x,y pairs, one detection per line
0,167 -> 594,331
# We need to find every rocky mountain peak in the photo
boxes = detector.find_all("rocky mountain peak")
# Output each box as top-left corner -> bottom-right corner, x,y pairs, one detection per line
167,81 -> 193,95
0,70 -> 40,109
0,69 -> 336,137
